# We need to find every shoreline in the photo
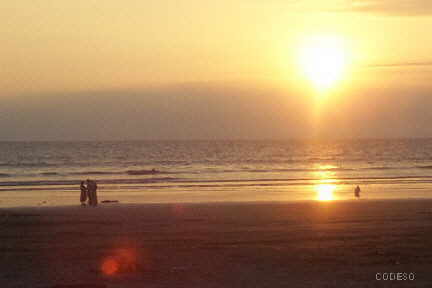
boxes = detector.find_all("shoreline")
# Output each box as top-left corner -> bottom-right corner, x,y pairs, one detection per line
2,196 -> 432,210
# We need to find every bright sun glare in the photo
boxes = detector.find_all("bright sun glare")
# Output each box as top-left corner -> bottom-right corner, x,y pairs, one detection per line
315,184 -> 336,201
299,36 -> 348,91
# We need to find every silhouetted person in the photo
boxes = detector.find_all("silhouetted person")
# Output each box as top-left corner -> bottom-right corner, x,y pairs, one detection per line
80,181 -> 88,206
92,180 -> 98,206
86,179 -> 93,205
354,185 -> 361,199
87,179 -> 98,206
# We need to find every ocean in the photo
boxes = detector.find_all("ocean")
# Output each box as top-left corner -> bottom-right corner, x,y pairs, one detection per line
1,139 -> 432,207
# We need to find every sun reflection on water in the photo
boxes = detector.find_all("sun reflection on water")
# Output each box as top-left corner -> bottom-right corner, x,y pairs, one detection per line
315,184 -> 336,201
312,164 -> 339,201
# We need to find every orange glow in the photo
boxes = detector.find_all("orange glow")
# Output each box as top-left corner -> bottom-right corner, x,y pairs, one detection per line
101,247 -> 138,275
101,258 -> 119,275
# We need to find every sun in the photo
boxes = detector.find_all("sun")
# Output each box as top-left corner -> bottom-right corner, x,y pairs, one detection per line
299,35 -> 348,91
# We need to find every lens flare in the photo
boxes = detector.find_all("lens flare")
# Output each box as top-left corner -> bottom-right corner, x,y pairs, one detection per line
101,247 -> 138,276
101,258 -> 120,275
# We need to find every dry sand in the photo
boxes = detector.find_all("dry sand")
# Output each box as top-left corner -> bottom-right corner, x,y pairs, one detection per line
1,200 -> 432,287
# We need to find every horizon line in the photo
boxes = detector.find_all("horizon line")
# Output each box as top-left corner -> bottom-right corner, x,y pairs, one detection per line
1,137 -> 432,142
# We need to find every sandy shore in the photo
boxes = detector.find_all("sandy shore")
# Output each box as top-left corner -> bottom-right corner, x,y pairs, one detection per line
1,200 -> 432,287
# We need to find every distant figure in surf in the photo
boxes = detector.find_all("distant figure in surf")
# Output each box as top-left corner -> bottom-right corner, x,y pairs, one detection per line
80,181 -> 88,206
86,179 -> 98,206
354,185 -> 361,199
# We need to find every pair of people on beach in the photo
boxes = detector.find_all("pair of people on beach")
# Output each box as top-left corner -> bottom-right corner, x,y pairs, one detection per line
80,179 -> 98,206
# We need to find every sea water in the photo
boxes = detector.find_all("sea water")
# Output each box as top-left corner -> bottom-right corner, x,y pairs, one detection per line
1,139 -> 432,207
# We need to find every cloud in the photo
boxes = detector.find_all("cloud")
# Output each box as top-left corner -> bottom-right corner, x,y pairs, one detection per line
367,61 -> 432,68
338,0 -> 432,16
290,0 -> 432,16
0,83 -> 313,141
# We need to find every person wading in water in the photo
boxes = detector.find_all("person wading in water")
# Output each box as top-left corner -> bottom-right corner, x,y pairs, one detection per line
354,185 -> 361,199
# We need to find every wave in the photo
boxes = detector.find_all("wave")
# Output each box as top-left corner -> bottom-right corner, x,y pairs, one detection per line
361,166 -> 397,170
355,165 -> 432,171
207,167 -> 360,174
0,177 -> 180,187
71,171 -> 120,176
73,169 -> 175,176
272,167 -> 355,172
0,162 -> 57,168
416,165 -> 432,169
127,169 -> 165,175
208,166 -> 423,173
2,163 -> 432,180
1,165 -> 428,179
0,169 -> 178,178
2,175 -> 432,193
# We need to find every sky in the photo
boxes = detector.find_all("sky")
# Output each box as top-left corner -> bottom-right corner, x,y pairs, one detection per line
1,0 -> 432,140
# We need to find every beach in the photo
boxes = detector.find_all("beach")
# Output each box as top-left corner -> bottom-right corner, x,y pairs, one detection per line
1,200 -> 431,287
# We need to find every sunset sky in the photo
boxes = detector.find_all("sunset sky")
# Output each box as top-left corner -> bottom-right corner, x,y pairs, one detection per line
1,1 -> 432,140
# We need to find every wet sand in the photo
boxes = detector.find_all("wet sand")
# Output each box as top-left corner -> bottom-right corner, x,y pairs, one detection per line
1,200 -> 432,287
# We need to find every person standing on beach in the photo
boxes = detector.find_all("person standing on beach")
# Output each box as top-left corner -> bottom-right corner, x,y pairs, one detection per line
92,180 -> 98,206
86,179 -> 93,206
80,181 -> 88,206
86,179 -> 98,206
